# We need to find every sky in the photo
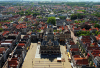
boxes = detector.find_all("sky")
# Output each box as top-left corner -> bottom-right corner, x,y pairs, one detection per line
0,0 -> 100,2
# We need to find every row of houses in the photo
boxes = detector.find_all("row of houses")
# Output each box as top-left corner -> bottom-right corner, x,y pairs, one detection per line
0,31 -> 21,68
66,38 -> 96,68
79,35 -> 100,68
8,35 -> 31,68
68,18 -> 100,68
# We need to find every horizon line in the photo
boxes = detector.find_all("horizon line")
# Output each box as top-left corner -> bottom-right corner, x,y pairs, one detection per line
0,1 -> 100,2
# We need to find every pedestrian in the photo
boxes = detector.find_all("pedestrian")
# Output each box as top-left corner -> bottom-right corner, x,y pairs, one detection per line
32,60 -> 33,64
49,65 -> 50,67
39,60 -> 40,63
32,60 -> 33,67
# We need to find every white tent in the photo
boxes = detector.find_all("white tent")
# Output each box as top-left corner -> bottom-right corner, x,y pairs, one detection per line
57,57 -> 61,62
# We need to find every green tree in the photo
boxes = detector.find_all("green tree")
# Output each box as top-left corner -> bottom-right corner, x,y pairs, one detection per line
47,17 -> 56,25
0,24 -> 1,26
88,57 -> 92,63
90,61 -> 93,66
53,30 -> 57,32
94,24 -> 100,28
33,13 -> 40,16
76,25 -> 78,28
71,14 -> 77,20
0,28 -> 3,32
59,16 -> 66,19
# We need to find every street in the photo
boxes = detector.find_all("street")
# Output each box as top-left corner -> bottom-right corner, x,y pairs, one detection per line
67,25 -> 78,44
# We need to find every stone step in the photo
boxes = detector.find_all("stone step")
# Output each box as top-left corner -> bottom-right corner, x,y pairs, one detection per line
34,62 -> 62,64
33,67 -> 63,68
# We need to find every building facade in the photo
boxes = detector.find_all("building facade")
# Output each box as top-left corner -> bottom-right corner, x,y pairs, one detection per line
40,24 -> 61,55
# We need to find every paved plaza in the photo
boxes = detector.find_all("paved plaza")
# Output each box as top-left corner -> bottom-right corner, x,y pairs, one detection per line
22,43 -> 71,68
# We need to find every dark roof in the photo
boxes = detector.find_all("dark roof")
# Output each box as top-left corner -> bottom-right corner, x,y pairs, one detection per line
57,22 -> 63,26
53,41 -> 59,45
48,23 -> 53,28
94,56 -> 100,61
90,35 -> 97,42
41,40 -> 59,46
82,66 -> 95,68
98,40 -> 100,44
56,20 -> 66,26
81,23 -> 91,30
71,51 -> 80,56
41,41 -> 48,46
70,45 -> 78,48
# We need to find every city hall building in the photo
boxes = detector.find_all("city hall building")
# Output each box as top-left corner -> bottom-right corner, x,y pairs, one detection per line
40,23 -> 61,55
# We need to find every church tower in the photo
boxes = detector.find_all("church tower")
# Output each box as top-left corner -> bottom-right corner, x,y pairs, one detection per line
47,23 -> 53,34
47,23 -> 54,41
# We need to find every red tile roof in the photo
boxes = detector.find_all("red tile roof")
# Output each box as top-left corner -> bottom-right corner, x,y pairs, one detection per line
69,41 -> 75,45
98,34 -> 100,37
87,47 -> 100,50
59,26 -> 65,30
92,50 -> 100,53
95,34 -> 100,40
11,58 -> 18,60
18,43 -> 25,47
2,41 -> 12,43
73,55 -> 80,58
8,60 -> 18,68
2,31 -> 9,36
0,47 -> 6,53
92,42 -> 97,46
81,28 -> 87,31
73,27 -> 80,31
76,58 -> 88,65
97,17 -> 100,20
23,35 -> 29,39
70,48 -> 79,51
66,19 -> 71,21
89,28 -> 99,31
81,36 -> 91,44
16,24 -> 27,29
91,52 -> 100,57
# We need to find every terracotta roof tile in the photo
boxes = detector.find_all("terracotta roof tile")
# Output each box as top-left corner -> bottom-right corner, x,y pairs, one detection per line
70,48 -> 79,51
73,55 -> 80,58
76,58 -> 88,65
8,60 -> 18,67
18,43 -> 25,46
0,47 -> 6,53
2,31 -> 9,36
